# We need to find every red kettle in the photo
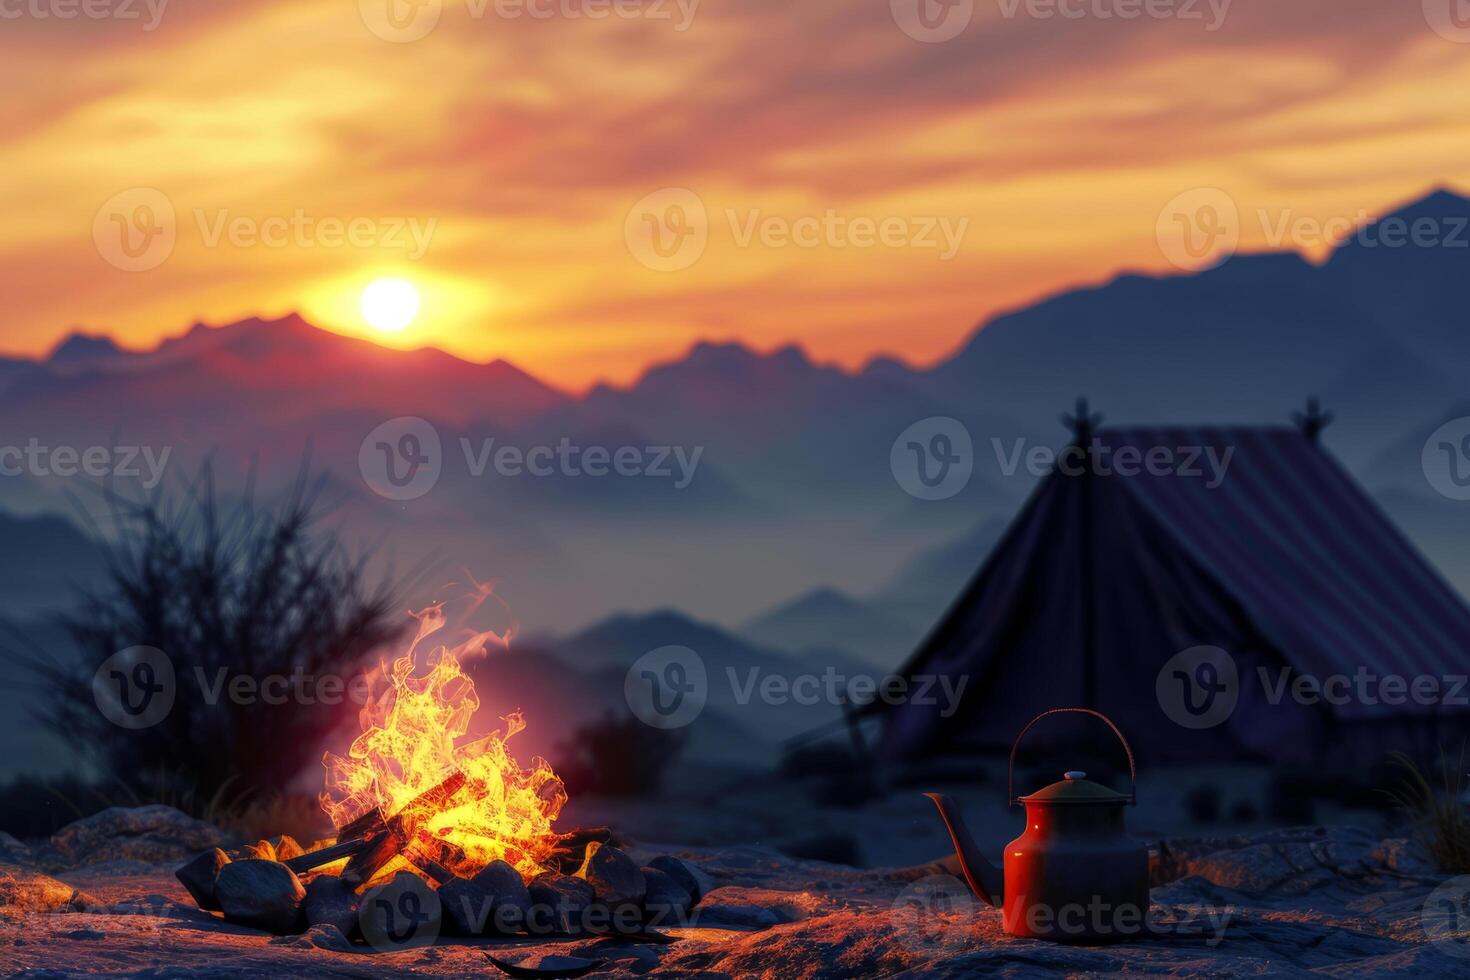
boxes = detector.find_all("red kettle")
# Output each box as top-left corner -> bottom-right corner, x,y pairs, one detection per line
925,708 -> 1150,942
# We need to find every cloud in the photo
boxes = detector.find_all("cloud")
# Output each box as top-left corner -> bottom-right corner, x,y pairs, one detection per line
0,0 -> 1466,384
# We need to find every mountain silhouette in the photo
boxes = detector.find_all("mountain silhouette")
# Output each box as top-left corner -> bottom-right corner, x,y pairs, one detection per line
0,186 -> 1464,639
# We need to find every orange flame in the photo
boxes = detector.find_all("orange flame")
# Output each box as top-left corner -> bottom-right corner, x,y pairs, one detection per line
320,592 -> 566,880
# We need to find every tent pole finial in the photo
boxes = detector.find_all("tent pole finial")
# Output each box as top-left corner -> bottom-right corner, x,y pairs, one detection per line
1292,397 -> 1334,443
1061,397 -> 1105,446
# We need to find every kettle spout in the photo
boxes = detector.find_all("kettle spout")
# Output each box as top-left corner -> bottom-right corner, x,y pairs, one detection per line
924,792 -> 1003,907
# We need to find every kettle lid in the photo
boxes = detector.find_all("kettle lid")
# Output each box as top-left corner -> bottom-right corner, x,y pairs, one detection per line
1019,770 -> 1131,805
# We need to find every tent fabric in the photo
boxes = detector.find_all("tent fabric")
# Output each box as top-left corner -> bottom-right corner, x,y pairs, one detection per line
875,426 -> 1470,764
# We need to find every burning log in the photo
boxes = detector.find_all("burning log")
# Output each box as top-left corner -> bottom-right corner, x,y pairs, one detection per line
339,830 -> 407,889
301,770 -> 474,887
283,837 -> 372,875
548,826 -> 619,874
336,770 -> 468,841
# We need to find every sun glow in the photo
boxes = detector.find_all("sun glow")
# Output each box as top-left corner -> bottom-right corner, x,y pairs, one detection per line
360,277 -> 420,333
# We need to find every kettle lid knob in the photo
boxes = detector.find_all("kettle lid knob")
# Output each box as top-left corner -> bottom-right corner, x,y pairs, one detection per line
1063,771 -> 1087,780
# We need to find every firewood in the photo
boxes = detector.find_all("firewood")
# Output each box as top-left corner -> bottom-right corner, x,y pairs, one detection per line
283,837 -> 370,874
337,770 -> 467,840
340,829 -> 407,889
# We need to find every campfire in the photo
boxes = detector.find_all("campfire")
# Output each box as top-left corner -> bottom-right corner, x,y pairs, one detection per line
318,600 -> 567,883
172,596 -> 708,946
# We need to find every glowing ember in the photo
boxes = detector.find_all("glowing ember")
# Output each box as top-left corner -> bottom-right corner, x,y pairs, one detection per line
320,597 -> 566,880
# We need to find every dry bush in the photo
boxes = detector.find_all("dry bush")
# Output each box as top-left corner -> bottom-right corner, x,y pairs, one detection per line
23,464 -> 405,821
1388,748 -> 1470,874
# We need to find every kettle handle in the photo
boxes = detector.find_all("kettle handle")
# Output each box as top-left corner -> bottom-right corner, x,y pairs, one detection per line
1007,707 -> 1137,806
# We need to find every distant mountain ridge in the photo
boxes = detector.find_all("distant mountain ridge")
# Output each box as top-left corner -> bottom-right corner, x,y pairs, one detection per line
2,185 -> 1467,639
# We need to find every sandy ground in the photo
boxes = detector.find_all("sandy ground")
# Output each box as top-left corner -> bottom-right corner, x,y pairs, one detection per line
3,821 -> 1467,978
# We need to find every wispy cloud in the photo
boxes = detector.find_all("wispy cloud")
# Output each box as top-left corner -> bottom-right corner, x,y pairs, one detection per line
0,0 -> 1466,386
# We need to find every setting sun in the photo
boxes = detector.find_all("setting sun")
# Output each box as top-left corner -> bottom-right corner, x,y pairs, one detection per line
360,277 -> 421,334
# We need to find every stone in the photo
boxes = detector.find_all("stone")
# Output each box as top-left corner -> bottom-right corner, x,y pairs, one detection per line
215,859 -> 306,934
174,848 -> 231,911
304,874 -> 359,937
472,860 -> 533,934
0,832 -> 32,865
692,886 -> 821,928
0,865 -> 97,912
1370,838 -> 1438,876
269,836 -> 306,863
358,871 -> 443,951
231,840 -> 276,862
50,806 -> 231,867
306,923 -> 355,952
438,877 -> 496,936
641,867 -> 692,926
527,872 -> 595,935
647,855 -> 711,903
577,844 -> 646,910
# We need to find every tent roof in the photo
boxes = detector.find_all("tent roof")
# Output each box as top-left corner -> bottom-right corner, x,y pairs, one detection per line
1096,426 -> 1470,701
880,425 -> 1470,747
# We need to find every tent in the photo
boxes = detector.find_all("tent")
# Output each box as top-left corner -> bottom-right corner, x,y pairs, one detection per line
873,420 -> 1470,765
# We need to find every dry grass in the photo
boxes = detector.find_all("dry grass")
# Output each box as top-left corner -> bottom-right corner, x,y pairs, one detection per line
1387,749 -> 1470,874
218,792 -> 334,845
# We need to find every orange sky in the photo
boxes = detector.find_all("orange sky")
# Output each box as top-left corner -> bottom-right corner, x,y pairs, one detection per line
2,0 -> 1470,389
